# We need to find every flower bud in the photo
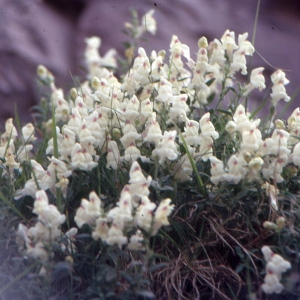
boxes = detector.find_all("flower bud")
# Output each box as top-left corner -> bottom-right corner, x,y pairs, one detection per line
263,221 -> 277,230
91,76 -> 100,90
112,128 -> 121,140
275,119 -> 285,130
276,217 -> 285,230
198,36 -> 208,49
158,50 -> 166,59
70,88 -> 78,101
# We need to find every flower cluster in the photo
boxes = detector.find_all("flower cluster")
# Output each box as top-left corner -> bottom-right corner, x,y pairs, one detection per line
16,190 -> 77,263
74,161 -> 174,249
261,246 -> 291,294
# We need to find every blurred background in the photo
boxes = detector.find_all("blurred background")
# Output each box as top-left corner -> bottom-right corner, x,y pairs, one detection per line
0,0 -> 300,125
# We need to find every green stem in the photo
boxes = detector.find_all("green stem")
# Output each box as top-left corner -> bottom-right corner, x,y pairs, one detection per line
0,191 -> 26,220
179,132 -> 207,197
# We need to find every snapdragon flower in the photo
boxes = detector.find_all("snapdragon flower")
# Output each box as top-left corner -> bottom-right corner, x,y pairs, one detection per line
152,198 -> 174,235
230,32 -> 254,76
208,38 -> 226,69
152,130 -> 179,164
22,123 -> 36,143
240,123 -> 262,154
123,95 -> 140,124
128,161 -> 152,203
47,156 -> 72,179
132,48 -> 151,85
224,154 -> 248,184
270,69 -> 290,107
141,9 -> 156,35
220,30 -> 238,60
68,108 -> 82,135
106,140 -> 120,170
1,118 -> 18,143
75,191 -> 102,228
245,67 -> 266,94
168,94 -> 189,124
199,112 -> 219,139
261,246 -> 291,294
262,154 -> 288,183
209,156 -> 226,185
71,143 -> 98,171
143,119 -> 163,147
181,120 -> 201,147
60,127 -> 76,159
106,223 -> 128,249
134,196 -> 156,231
16,144 -> 33,163
55,98 -> 70,122
122,143 -> 142,163
156,77 -> 174,105
150,52 -> 167,81
4,151 -> 20,174
128,230 -> 145,251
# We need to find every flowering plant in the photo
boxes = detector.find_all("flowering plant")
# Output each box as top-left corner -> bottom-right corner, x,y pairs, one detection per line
0,8 -> 299,300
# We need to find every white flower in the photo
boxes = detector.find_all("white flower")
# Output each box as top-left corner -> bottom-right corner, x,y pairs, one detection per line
199,135 -> 214,161
134,197 -> 156,231
122,144 -> 141,163
247,157 -> 264,182
141,9 -> 156,35
55,98 -> 70,122
47,156 -> 72,179
128,162 -> 152,203
60,128 -> 76,159
143,120 -> 162,147
16,144 -> 32,163
240,123 -> 262,153
209,156 -> 226,185
170,35 -> 190,61
168,94 -> 189,124
292,142 -> 300,167
199,112 -> 219,139
55,177 -> 69,198
105,223 -> 128,249
120,121 -> 141,149
245,67 -> 266,93
152,130 -> 179,164
261,246 -> 291,294
128,230 -> 145,251
68,108 -> 82,134
26,241 -> 49,263
181,120 -> 201,146
71,143 -> 98,171
225,154 -> 247,184
1,118 -> 17,143
220,30 -> 238,59
156,77 -> 174,105
75,191 -> 102,228
270,70 -> 290,107
106,141 -> 120,170
261,182 -> 279,210
4,151 -> 20,174
22,123 -> 36,143
152,198 -> 174,235
92,218 -> 109,241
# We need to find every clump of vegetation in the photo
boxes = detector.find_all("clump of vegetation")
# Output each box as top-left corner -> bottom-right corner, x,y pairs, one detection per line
1,7 -> 300,300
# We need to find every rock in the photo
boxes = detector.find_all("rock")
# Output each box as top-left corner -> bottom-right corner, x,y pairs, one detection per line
0,0 -> 299,125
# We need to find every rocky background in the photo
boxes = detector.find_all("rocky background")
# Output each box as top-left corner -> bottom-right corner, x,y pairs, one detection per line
1,0 -> 299,126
